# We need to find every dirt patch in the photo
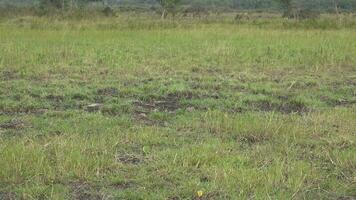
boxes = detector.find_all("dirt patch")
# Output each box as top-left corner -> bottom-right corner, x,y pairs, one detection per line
0,119 -> 25,130
0,69 -> 19,81
133,100 -> 173,113
132,93 -> 189,125
0,108 -> 47,116
249,100 -> 274,112
117,153 -> 142,165
248,100 -> 308,114
133,92 -> 195,113
97,87 -> 119,97
279,100 -> 309,114
116,145 -> 145,165
0,192 -> 17,200
324,98 -> 356,107
337,195 -> 356,200
133,94 -> 182,113
70,182 -> 103,200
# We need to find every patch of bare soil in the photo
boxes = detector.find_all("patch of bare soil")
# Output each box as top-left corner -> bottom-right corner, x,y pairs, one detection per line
70,182 -> 103,200
117,153 -> 142,165
279,100 -> 309,114
116,144 -> 145,165
337,195 -> 356,200
249,100 -> 308,114
0,108 -> 47,116
324,98 -> 356,107
132,93 -> 190,125
0,69 -> 19,81
0,119 -> 25,130
0,192 -> 17,200
133,94 -> 182,113
97,87 -> 119,97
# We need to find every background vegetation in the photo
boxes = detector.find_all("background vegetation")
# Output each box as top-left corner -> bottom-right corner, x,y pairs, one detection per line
1,0 -> 356,11
0,1 -> 355,200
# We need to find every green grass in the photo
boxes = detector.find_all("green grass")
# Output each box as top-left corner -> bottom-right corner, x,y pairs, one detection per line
0,15 -> 355,199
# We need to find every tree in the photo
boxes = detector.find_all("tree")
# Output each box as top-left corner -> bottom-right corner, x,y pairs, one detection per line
274,0 -> 294,18
332,0 -> 340,15
156,0 -> 181,19
38,0 -> 66,10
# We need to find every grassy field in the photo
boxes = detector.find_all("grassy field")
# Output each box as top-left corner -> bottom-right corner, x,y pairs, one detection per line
0,16 -> 355,199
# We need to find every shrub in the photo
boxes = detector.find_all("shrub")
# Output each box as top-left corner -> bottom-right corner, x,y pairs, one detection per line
283,9 -> 320,20
298,9 -> 320,20
102,6 -> 114,17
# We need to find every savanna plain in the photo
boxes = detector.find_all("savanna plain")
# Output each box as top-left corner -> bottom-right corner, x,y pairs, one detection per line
0,15 -> 355,199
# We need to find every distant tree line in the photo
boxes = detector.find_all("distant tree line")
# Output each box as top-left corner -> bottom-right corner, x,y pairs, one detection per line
1,0 -> 356,17
127,0 -> 356,11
